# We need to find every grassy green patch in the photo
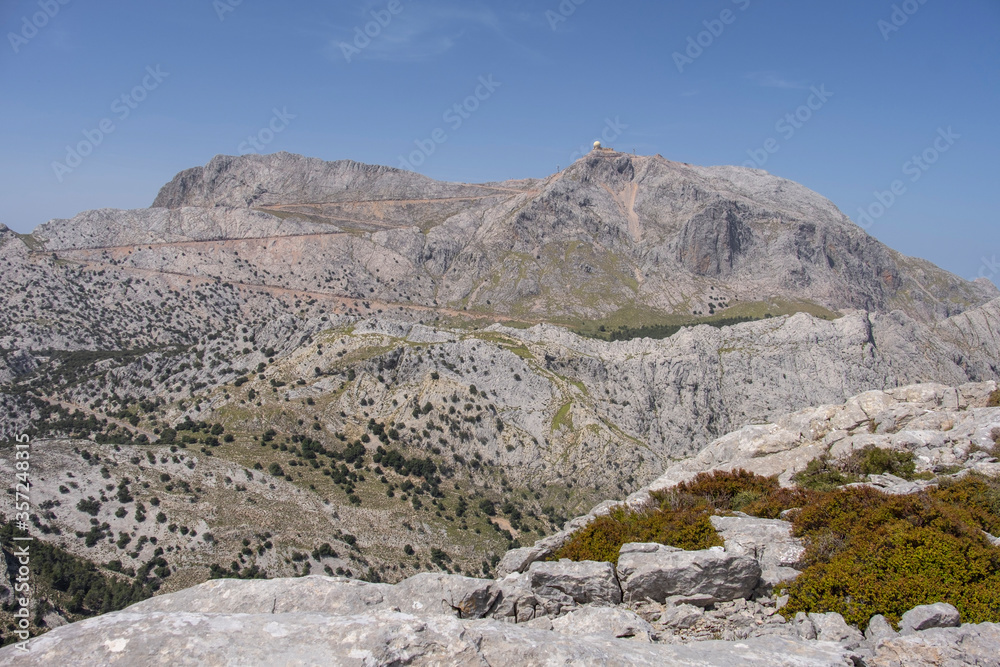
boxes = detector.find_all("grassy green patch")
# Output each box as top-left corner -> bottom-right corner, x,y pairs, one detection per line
552,402 -> 573,432
14,232 -> 44,251
570,299 -> 839,342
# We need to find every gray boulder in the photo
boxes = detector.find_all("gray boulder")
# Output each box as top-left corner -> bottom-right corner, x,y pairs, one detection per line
496,546 -> 548,578
899,602 -> 961,634
491,572 -> 543,623
550,606 -> 655,641
661,603 -> 705,629
617,543 -> 761,605
527,560 -> 622,615
865,614 -> 898,644
808,612 -> 864,649
392,572 -> 499,619
793,612 -> 817,640
710,514 -> 806,593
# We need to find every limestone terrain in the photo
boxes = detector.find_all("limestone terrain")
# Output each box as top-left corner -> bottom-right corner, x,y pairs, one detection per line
3,309 -> 1000,597
30,151 -> 999,326
2,151 -> 1000,655
504,380 -> 1000,572
6,523 -> 998,665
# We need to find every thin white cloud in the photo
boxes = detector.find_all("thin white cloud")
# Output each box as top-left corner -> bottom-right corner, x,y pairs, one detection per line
745,71 -> 809,90
327,2 -> 516,64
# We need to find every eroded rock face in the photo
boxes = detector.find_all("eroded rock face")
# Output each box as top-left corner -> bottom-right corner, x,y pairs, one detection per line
616,543 -> 761,605
899,603 -> 961,634
709,514 -> 806,593
527,560 -> 622,615
492,572 -> 544,624
123,573 -> 500,621
550,606 -> 655,641
632,380 -> 1000,500
392,572 -> 499,619
869,623 -> 1000,667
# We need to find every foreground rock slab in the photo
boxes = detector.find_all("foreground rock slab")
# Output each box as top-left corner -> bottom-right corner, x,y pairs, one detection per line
869,623 -> 1000,667
617,543 -> 761,605
527,559 -> 622,614
0,610 -> 858,666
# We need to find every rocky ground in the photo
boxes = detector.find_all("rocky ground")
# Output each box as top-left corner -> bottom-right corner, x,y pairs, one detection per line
2,151 -> 1000,661
2,554 -> 995,665
498,379 -> 1000,573
3,382 -> 999,664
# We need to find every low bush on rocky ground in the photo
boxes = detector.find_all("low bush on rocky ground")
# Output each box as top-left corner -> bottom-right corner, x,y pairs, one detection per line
554,466 -> 1000,629
792,445 -> 921,491
552,499 -> 721,564
987,388 -> 1000,407
781,477 -> 1000,627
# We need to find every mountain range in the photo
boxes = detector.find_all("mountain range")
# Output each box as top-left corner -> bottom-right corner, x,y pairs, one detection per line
1,150 -> 998,641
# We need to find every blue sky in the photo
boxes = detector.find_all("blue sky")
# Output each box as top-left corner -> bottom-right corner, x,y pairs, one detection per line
1,0 -> 998,281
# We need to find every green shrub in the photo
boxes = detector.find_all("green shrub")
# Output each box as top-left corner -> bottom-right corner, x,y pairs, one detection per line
793,447 -> 917,490
668,469 -> 781,511
930,474 -> 1000,535
741,486 -> 815,519
845,445 -> 916,479
76,498 -> 101,516
779,486 -> 1000,628
987,389 -> 1000,407
792,455 -> 861,491
551,502 -> 721,565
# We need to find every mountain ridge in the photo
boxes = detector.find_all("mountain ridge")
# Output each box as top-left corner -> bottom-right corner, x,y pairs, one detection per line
28,151 -> 997,330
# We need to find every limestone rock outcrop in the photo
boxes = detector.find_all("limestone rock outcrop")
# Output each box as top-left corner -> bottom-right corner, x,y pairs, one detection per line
616,543 -> 761,605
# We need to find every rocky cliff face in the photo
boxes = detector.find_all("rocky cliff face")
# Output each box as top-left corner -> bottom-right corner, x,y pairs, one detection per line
502,380 -> 1000,574
33,151 -> 997,326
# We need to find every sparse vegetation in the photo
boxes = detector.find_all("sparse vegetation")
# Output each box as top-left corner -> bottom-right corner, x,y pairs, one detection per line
553,468 -> 1000,629
987,389 -> 1000,407
792,446 -> 917,491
